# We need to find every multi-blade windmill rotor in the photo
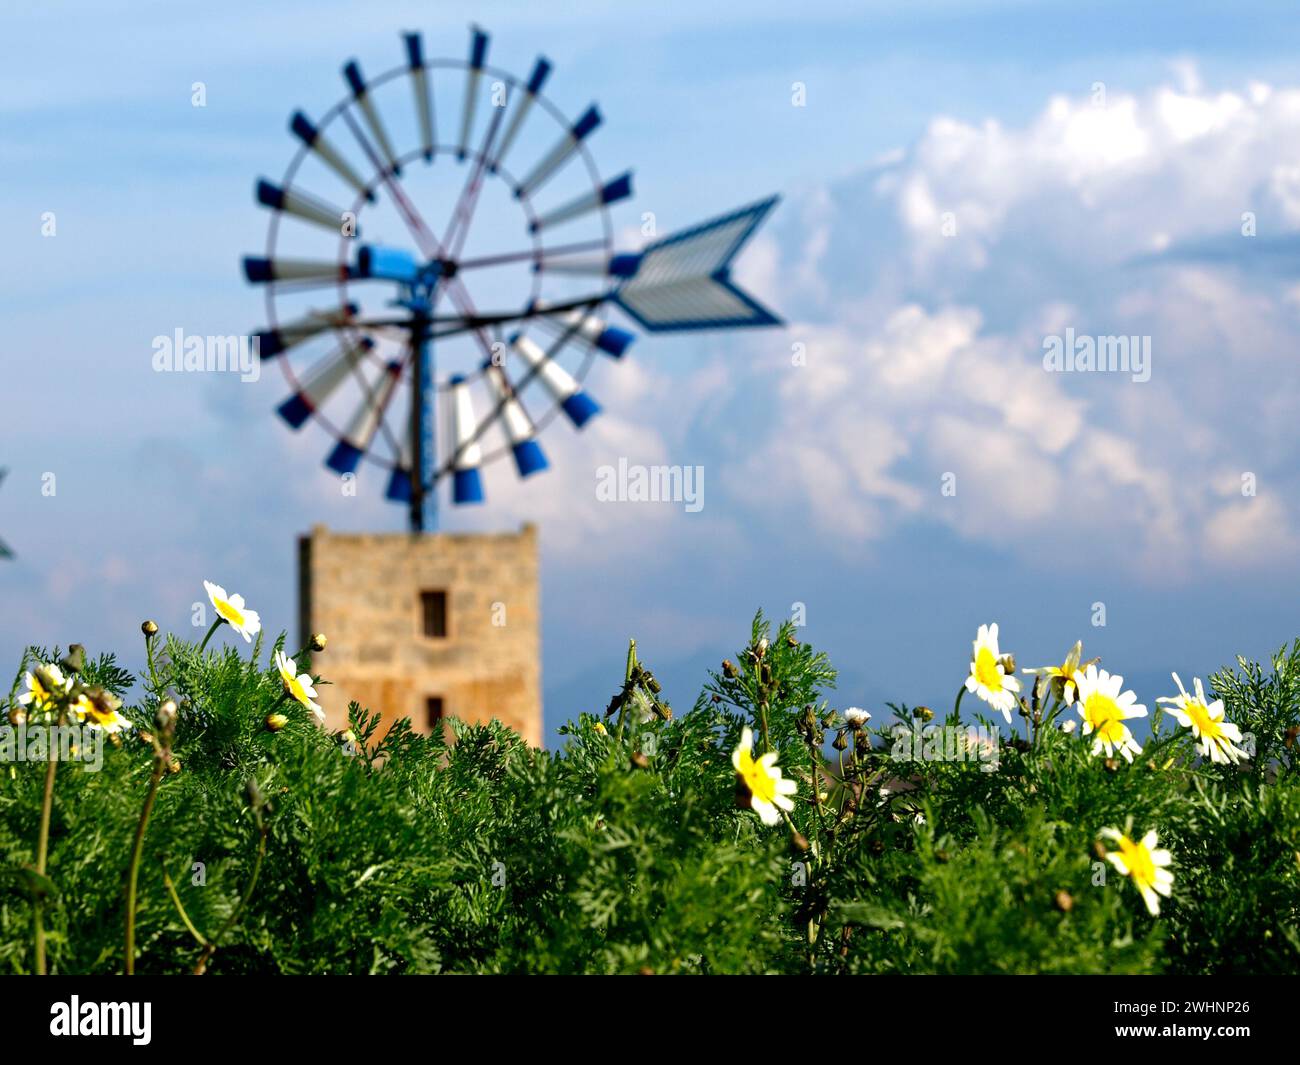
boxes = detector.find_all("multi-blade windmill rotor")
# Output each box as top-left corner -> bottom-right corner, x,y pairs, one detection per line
243,24 -> 781,531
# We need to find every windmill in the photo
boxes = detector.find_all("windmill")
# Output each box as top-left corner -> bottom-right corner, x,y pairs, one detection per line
243,24 -> 781,533
0,469 -> 11,560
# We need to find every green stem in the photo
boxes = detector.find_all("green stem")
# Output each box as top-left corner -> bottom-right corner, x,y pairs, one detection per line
953,684 -> 967,721
197,619 -> 224,655
162,865 -> 208,948
125,761 -> 165,974
33,739 -> 59,975
615,639 -> 637,744
193,822 -> 268,975
144,632 -> 162,694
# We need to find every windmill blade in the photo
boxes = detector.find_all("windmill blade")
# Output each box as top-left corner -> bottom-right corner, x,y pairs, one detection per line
544,309 -> 635,358
290,111 -> 375,203
514,104 -> 601,198
509,333 -> 599,427
256,302 -> 358,358
386,436 -> 414,503
458,26 -> 490,161
533,251 -> 640,278
611,196 -> 783,331
483,360 -> 548,477
448,375 -> 485,503
326,359 -> 403,474
277,338 -> 374,428
256,179 -> 354,235
491,55 -> 551,174
530,172 -> 632,232
343,59 -> 401,176
243,256 -> 352,284
404,32 -> 435,162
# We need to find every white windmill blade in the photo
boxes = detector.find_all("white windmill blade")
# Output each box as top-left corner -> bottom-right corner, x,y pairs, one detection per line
386,436 -> 414,503
546,309 -> 635,359
458,26 -> 490,161
483,360 -> 548,478
277,338 -> 374,429
242,256 -> 351,284
343,59 -> 401,176
509,333 -> 600,428
611,196 -> 783,332
403,32 -> 435,162
255,302 -> 358,358
256,179 -> 354,235
447,375 -> 485,503
326,359 -> 403,475
515,104 -> 601,198
491,55 -> 551,174
290,111 -> 374,203
532,251 -> 640,278
530,172 -> 632,232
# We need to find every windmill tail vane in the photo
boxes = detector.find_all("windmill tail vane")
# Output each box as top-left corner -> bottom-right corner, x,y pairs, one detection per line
242,23 -> 781,533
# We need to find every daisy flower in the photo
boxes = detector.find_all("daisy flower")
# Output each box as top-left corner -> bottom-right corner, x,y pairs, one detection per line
275,650 -> 323,723
1101,827 -> 1174,916
1073,665 -> 1146,763
71,688 -> 132,735
732,726 -> 797,826
964,623 -> 1021,722
203,580 -> 261,643
17,664 -> 71,715
1022,640 -> 1097,706
1157,673 -> 1248,765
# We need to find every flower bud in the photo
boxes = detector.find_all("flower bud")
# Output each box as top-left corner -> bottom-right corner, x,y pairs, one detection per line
1000,654 -> 1016,674
915,706 -> 934,723
790,831 -> 810,852
630,751 -> 650,769
832,731 -> 849,752
7,706 -> 26,727
1054,890 -> 1073,913
755,638 -> 769,659
60,645 -> 86,675
309,633 -> 328,652
265,712 -> 288,732
167,758 -> 181,774
156,699 -> 178,733
141,620 -> 159,637
722,659 -> 737,678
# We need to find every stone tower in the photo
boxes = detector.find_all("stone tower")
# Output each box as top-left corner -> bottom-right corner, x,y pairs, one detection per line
298,523 -> 542,746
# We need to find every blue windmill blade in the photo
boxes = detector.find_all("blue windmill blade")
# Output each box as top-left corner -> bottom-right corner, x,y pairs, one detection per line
277,338 -> 374,429
325,359 -> 403,475
611,196 -> 783,331
342,59 -> 401,176
458,26 -> 490,162
256,179 -> 356,235
483,360 -> 549,478
491,55 -> 551,174
255,302 -> 358,359
404,32 -> 436,162
509,333 -> 599,427
289,111 -> 375,203
448,375 -> 486,503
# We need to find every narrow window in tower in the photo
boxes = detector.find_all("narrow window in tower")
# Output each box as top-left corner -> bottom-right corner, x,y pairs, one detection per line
421,590 -> 448,638
426,696 -> 444,730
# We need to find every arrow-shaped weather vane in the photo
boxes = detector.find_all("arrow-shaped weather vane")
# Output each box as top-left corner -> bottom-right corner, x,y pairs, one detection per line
243,24 -> 781,532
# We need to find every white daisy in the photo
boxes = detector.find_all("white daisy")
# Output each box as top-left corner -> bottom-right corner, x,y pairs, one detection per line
203,580 -> 262,643
1101,827 -> 1174,916
732,726 -> 797,826
1073,664 -> 1146,763
964,623 -> 1021,722
1157,673 -> 1247,765
275,650 -> 323,723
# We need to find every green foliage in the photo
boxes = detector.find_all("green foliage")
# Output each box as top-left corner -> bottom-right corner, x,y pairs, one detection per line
1,614 -> 1297,973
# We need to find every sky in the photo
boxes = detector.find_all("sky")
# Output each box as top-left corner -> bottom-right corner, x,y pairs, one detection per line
3,0 -> 1300,740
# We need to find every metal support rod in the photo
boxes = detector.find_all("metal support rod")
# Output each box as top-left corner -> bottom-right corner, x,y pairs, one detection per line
408,300 -> 437,533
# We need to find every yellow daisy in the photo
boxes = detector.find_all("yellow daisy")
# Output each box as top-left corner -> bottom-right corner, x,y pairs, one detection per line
964,622 -> 1021,722
1022,640 -> 1097,705
1101,827 -> 1174,916
17,664 -> 71,714
1157,673 -> 1247,765
1073,664 -> 1146,763
732,726 -> 797,826
70,689 -> 132,735
203,580 -> 262,643
275,650 -> 323,723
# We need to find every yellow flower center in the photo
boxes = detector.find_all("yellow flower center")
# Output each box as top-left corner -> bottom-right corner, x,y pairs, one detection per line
1185,700 -> 1221,739
736,748 -> 779,805
1117,836 -> 1157,889
1084,691 -> 1126,742
287,675 -> 311,707
214,597 -> 245,628
974,647 -> 1003,689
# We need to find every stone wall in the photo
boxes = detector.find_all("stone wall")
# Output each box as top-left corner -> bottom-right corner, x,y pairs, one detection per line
297,523 -> 542,746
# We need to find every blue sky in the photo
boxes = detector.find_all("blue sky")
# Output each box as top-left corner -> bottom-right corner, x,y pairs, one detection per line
4,0 -> 1300,739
